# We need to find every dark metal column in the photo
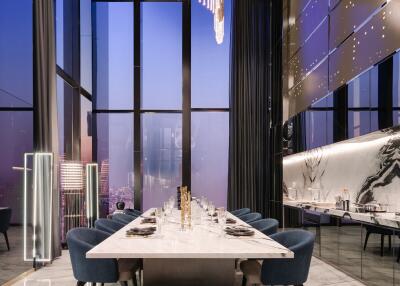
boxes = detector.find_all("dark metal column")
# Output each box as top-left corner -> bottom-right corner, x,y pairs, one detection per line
134,0 -> 142,210
182,0 -> 191,190
333,85 -> 348,142
63,0 -> 81,160
378,56 -> 394,130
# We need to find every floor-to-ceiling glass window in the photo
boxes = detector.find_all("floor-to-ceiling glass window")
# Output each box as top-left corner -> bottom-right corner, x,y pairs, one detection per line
93,0 -> 231,212
191,0 -> 231,207
94,2 -> 135,214
141,2 -> 183,209
55,0 -> 93,242
0,0 -> 34,283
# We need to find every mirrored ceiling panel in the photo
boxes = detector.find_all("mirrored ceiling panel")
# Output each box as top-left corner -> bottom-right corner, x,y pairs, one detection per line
288,17 -> 328,89
329,0 -> 400,92
288,0 -> 329,58
289,59 -> 329,117
329,0 -> 342,10
288,0 -> 311,23
329,0 -> 386,51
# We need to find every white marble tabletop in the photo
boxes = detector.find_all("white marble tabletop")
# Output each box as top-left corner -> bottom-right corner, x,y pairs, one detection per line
87,208 -> 293,259
284,200 -> 400,230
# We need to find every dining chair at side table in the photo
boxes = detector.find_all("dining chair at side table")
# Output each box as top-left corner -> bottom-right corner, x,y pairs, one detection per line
239,212 -> 262,224
241,229 -> 315,286
231,208 -> 251,217
249,219 -> 279,236
0,208 -> 12,251
124,209 -> 142,217
112,213 -> 136,225
67,228 -> 140,286
95,219 -> 125,235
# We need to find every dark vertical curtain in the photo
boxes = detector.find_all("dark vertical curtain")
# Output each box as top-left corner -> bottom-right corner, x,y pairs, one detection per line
33,0 -> 61,260
228,0 -> 270,215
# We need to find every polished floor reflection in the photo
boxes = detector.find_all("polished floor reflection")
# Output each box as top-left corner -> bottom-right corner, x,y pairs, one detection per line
0,226 -> 32,285
10,250 -> 365,286
307,224 -> 397,286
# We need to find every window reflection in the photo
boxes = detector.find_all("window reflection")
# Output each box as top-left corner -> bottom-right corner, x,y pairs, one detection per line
191,0 -> 231,108
97,114 -> 134,216
142,114 -> 182,210
141,3 -> 182,110
95,2 -> 134,110
0,0 -> 33,107
191,112 -> 229,207
347,67 -> 378,138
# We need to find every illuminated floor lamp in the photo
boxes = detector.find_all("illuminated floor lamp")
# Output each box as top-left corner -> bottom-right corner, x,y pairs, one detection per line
86,163 -> 99,228
23,152 -> 53,267
60,161 -> 84,243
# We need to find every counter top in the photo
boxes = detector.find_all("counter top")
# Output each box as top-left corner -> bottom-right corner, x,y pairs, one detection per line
284,200 -> 400,230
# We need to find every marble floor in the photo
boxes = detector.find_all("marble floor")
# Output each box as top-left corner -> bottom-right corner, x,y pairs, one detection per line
8,250 -> 365,286
0,226 -> 33,285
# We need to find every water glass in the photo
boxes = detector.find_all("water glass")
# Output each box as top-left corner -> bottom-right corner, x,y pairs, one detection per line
208,203 -> 215,216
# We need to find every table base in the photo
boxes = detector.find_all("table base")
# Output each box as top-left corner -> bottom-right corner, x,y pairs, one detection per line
143,258 -> 236,286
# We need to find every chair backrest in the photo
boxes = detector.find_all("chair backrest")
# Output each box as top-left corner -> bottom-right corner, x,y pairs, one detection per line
123,209 -> 141,217
239,212 -> 262,223
112,213 -> 136,225
95,219 -> 125,234
67,228 -> 118,283
261,229 -> 315,285
231,208 -> 250,217
249,218 -> 279,236
0,208 -> 12,233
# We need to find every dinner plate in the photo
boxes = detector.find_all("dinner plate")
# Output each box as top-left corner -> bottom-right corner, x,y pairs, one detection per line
225,226 -> 254,237
126,227 -> 156,237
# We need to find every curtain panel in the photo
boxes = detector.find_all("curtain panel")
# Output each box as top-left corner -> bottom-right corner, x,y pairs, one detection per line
33,0 -> 61,260
228,0 -> 271,215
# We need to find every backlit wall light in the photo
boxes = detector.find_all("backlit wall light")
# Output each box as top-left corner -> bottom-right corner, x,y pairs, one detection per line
86,163 -> 99,228
24,153 -> 53,262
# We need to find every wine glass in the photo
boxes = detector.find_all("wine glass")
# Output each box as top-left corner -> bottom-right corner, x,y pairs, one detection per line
217,207 -> 227,236
208,202 -> 215,216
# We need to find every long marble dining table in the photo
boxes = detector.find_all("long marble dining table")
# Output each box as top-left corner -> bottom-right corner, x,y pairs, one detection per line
87,208 -> 293,286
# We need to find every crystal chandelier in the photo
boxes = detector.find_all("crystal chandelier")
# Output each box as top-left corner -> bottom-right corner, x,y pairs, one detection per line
198,0 -> 224,45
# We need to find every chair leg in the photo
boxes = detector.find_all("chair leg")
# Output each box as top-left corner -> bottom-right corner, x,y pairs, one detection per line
132,271 -> 138,286
3,232 -> 10,251
381,235 -> 385,257
389,235 -> 392,250
76,282 -> 85,286
363,231 -> 370,251
397,247 -> 400,263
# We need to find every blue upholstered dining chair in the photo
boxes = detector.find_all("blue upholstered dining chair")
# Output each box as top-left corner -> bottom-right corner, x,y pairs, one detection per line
241,229 -> 315,286
67,228 -> 140,286
95,219 -> 125,235
124,209 -> 142,217
112,213 -> 136,225
0,207 -> 11,251
231,208 -> 251,217
249,218 -> 279,236
239,212 -> 262,224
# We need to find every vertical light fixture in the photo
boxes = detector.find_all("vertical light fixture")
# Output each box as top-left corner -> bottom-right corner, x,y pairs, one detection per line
86,163 -> 99,228
23,152 -> 53,263
60,161 -> 84,243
